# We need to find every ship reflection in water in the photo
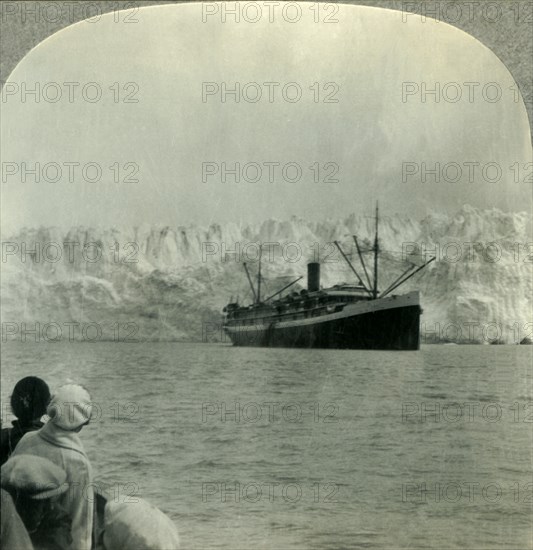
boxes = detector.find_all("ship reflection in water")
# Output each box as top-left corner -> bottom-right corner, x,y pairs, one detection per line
223,206 -> 435,350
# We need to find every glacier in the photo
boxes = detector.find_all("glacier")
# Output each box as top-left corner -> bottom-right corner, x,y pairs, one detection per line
1,205 -> 531,344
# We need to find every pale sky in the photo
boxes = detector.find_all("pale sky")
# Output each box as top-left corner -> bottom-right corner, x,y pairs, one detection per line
1,2 -> 531,232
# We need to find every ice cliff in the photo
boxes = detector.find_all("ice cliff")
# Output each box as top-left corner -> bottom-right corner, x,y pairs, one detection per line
1,205 -> 531,344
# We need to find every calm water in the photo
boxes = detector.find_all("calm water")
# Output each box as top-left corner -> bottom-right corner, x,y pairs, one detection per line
1,343 -> 531,549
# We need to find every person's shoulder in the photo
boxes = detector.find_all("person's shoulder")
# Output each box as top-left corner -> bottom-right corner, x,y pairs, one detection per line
10,429 -> 41,453
17,428 -> 41,444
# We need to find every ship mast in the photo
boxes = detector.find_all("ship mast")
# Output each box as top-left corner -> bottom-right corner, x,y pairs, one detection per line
243,262 -> 257,303
373,202 -> 379,299
257,244 -> 262,304
353,235 -> 372,290
334,241 -> 373,298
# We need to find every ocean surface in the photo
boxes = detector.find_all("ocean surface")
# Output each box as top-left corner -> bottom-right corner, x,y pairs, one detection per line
1,343 -> 531,550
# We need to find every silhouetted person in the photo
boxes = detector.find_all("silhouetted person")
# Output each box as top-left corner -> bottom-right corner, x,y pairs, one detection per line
1,376 -> 51,465
13,384 -> 94,550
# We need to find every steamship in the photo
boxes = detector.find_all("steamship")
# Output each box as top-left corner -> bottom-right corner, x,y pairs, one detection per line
222,206 -> 434,350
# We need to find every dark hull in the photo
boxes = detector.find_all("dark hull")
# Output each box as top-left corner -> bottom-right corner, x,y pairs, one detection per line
225,304 -> 421,350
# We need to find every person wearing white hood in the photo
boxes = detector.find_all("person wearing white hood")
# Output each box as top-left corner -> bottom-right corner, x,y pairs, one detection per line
13,384 -> 94,550
95,498 -> 180,550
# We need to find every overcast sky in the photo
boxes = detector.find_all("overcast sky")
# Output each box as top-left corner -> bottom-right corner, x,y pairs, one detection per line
1,2 -> 531,232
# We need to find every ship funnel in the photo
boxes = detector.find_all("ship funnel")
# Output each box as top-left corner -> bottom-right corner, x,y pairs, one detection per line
307,262 -> 320,292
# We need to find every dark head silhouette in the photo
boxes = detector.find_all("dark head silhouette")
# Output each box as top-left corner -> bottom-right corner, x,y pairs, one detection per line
10,377 -> 50,425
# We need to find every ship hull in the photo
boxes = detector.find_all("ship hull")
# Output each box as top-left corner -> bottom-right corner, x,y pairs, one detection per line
224,291 -> 421,350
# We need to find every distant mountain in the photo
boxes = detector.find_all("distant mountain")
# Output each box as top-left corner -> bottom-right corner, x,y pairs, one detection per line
2,206 -> 531,344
